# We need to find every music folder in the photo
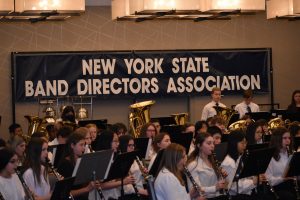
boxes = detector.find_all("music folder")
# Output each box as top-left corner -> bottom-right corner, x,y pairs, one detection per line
134,137 -> 151,159
149,149 -> 165,177
246,143 -> 269,152
50,177 -> 75,200
48,144 -> 67,168
284,152 -> 300,177
214,142 -> 228,162
72,149 -> 114,185
239,147 -> 275,179
169,132 -> 193,155
248,112 -> 272,121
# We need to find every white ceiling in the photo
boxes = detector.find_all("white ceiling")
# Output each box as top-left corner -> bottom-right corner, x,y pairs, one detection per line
85,0 -> 111,6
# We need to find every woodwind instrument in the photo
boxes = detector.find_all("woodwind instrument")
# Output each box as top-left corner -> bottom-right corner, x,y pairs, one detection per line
0,192 -> 5,200
129,171 -> 141,200
183,166 -> 204,197
136,156 -> 150,181
286,146 -> 300,200
15,169 -> 35,200
212,151 -> 231,199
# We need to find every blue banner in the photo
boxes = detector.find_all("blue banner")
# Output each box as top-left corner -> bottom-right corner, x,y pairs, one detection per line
13,49 -> 271,102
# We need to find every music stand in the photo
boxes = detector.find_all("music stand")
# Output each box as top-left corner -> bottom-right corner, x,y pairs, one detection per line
50,177 -> 75,200
214,142 -> 228,162
169,132 -> 193,154
105,151 -> 137,200
228,113 -> 240,127
233,148 -> 275,194
151,117 -> 176,127
284,152 -> 300,177
161,125 -> 183,135
149,149 -> 165,177
47,144 -> 67,168
294,137 -> 300,151
78,119 -> 108,130
134,137 -> 151,159
246,143 -> 269,152
248,112 -> 272,121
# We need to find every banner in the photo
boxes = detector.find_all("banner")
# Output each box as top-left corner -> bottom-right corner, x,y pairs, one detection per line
13,49 -> 271,102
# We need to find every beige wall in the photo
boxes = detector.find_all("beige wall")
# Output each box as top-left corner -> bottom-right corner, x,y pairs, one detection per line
0,6 -> 300,140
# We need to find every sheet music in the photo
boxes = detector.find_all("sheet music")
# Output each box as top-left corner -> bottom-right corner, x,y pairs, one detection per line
104,153 -> 114,180
145,138 -> 152,159
72,157 -> 82,177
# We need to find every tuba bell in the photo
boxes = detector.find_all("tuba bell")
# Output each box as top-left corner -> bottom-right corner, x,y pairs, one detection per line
171,113 -> 189,125
129,100 -> 155,138
214,106 -> 238,128
228,120 -> 248,132
268,117 -> 285,132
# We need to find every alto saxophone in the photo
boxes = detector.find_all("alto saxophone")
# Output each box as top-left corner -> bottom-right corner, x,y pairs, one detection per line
15,169 -> 35,200
183,166 -> 204,197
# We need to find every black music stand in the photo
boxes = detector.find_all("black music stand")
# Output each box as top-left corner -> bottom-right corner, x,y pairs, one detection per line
214,142 -> 228,162
235,148 -> 275,194
170,132 -> 193,154
248,112 -> 272,121
294,138 -> 300,152
149,149 -> 165,177
78,119 -> 108,130
105,151 -> 137,200
134,137 -> 151,159
246,143 -> 269,152
284,152 -> 300,178
161,125 -> 183,135
151,116 -> 176,127
50,177 -> 75,200
47,144 -> 67,168
72,150 -> 114,200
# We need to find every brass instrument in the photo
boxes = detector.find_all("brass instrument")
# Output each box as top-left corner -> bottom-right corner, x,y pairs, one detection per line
228,120 -> 248,132
214,106 -> 238,128
129,100 -> 155,138
0,192 -> 5,200
15,169 -> 35,200
286,146 -> 300,200
171,113 -> 189,125
24,115 -> 55,138
183,166 -> 204,197
268,118 -> 285,131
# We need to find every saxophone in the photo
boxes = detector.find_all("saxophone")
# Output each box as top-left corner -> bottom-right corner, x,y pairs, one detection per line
183,166 -> 204,197
15,169 -> 35,200
286,146 -> 300,200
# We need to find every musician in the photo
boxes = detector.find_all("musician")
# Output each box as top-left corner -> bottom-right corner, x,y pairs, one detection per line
48,126 -> 72,146
195,121 -> 209,136
183,122 -> 196,135
287,90 -> 300,113
8,123 -> 23,143
0,148 -> 25,200
57,132 -> 99,200
86,123 -> 98,142
265,127 -> 297,199
187,133 -> 227,200
150,118 -> 162,134
139,123 -> 158,159
23,137 -> 52,200
89,130 -> 135,200
74,127 -> 93,153
110,122 -> 128,137
9,135 -> 26,166
210,116 -> 227,134
221,130 -> 257,199
201,87 -> 226,121
245,122 -> 263,145
119,135 -> 148,197
234,89 -> 260,119
148,132 -> 171,170
207,126 -> 222,145
154,143 -> 201,200
57,105 -> 77,124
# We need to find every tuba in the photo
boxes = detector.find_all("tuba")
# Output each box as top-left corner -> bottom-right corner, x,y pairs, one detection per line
171,113 -> 189,125
228,120 -> 248,132
214,106 -> 238,128
129,100 -> 155,138
268,117 -> 285,132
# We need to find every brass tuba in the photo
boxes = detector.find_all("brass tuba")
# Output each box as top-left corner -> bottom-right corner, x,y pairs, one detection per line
24,114 -> 56,139
228,120 -> 248,132
129,100 -> 155,138
214,106 -> 238,128
171,113 -> 189,125
268,117 -> 285,131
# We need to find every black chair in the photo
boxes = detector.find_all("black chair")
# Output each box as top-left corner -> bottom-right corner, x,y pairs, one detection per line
147,175 -> 157,200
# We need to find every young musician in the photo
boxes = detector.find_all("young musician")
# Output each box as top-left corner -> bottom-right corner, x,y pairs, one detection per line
89,130 -> 135,200
287,90 -> 300,113
154,143 -> 201,200
195,121 -> 209,136
221,130 -> 257,199
74,127 -> 93,153
207,126 -> 223,145
9,135 -> 26,166
246,122 -> 263,145
0,148 -> 25,200
201,87 -> 226,121
265,127 -> 297,199
139,123 -> 158,159
148,132 -> 171,170
187,133 -> 227,200
119,135 -> 148,197
85,123 -> 98,142
234,89 -> 260,119
23,137 -> 52,200
57,132 -> 99,200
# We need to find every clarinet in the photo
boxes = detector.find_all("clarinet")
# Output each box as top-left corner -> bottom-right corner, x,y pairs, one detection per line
0,192 -> 5,200
15,169 -> 35,200
183,166 -> 204,197
129,171 -> 141,200
212,152 -> 231,199
287,146 -> 300,200
136,156 -> 150,181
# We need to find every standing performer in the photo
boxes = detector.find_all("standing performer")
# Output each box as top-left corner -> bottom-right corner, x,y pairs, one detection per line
287,90 -> 300,113
23,137 -> 52,200
0,148 -> 25,200
187,133 -> 228,200
154,143 -> 202,200
201,87 -> 226,121
234,89 -> 260,119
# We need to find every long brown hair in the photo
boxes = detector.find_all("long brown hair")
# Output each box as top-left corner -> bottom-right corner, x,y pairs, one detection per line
64,132 -> 86,165
269,127 -> 293,161
156,143 -> 186,186
152,132 -> 170,153
187,133 -> 219,178
24,137 -> 48,186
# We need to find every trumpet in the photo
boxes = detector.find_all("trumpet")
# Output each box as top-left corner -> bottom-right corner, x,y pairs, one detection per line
15,169 -> 35,200
183,166 -> 204,197
0,192 -> 5,200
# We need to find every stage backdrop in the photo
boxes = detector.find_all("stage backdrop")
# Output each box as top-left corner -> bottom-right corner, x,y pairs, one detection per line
12,49 -> 271,102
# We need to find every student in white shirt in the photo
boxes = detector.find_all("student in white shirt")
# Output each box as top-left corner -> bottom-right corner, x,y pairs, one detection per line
154,143 -> 203,200
234,89 -> 260,119
0,148 -> 25,200
265,127 -> 297,200
187,133 -> 227,200
245,122 -> 263,145
23,137 -> 52,200
221,130 -> 258,199
201,87 -> 226,121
